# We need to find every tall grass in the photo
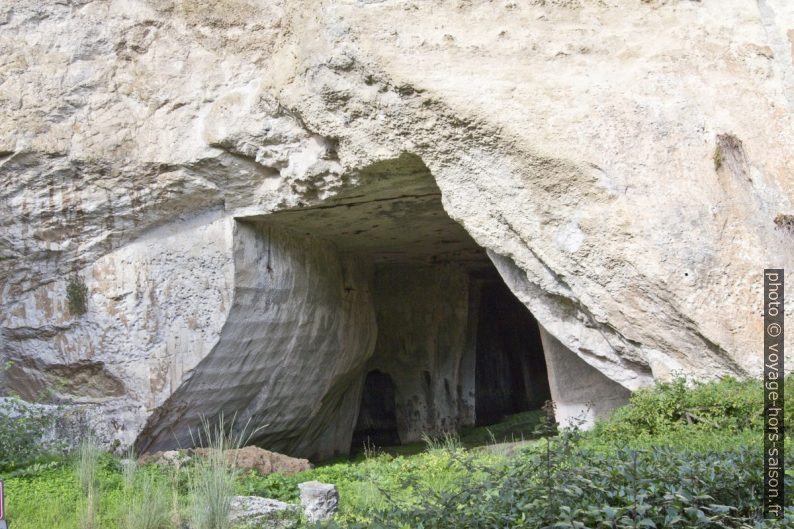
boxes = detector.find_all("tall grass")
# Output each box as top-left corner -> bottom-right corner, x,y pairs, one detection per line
421,431 -> 462,453
123,474 -> 171,529
75,436 -> 100,529
168,464 -> 184,528
121,448 -> 137,493
188,414 -> 257,529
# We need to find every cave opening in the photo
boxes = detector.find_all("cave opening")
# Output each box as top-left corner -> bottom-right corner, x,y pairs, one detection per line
227,153 -> 554,458
473,275 -> 551,426
350,370 -> 400,452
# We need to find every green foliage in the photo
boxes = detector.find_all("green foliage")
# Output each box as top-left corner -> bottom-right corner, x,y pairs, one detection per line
585,376 -> 791,452
3,376 -> 792,529
238,445 -> 489,526
189,414 -> 258,529
0,397 -> 64,472
4,454 -> 180,529
4,462 -> 81,528
66,275 -> 89,316
338,440 -> 793,529
123,474 -> 172,529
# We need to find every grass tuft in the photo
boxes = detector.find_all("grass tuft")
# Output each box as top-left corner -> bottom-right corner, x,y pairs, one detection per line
123,474 -> 171,529
76,435 -> 100,529
188,414 -> 258,529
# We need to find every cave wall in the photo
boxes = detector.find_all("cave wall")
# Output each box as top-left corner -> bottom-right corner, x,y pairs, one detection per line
136,221 -> 377,459
366,264 -> 474,442
540,328 -> 632,429
2,0 -> 793,455
4,0 -> 793,457
351,370 -> 400,451
0,211 -> 236,447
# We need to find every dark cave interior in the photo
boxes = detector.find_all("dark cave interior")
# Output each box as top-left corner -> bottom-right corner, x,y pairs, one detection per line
252,153 -> 552,452
473,275 -> 550,426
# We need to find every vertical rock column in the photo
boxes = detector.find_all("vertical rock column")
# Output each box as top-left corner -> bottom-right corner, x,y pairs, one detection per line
367,264 -> 473,442
539,328 -> 631,429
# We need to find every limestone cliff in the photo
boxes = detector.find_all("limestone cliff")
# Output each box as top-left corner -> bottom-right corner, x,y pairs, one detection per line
0,0 -> 792,458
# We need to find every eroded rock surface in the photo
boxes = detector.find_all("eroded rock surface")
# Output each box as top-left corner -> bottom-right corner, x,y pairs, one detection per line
298,481 -> 339,523
229,496 -> 299,529
1,0 -> 792,455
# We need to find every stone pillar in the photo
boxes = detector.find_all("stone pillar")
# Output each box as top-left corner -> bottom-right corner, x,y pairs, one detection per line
539,327 -> 631,429
299,481 -> 339,522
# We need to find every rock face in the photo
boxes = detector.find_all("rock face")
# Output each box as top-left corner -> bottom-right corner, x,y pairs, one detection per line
140,446 -> 313,475
298,481 -> 339,523
229,496 -> 298,529
1,1 -> 792,456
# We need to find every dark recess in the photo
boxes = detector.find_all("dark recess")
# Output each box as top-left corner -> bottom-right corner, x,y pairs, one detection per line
474,278 -> 551,426
351,370 -> 400,452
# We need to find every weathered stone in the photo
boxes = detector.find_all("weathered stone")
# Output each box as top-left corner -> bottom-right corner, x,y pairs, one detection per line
0,0 -> 792,458
539,328 -> 632,429
298,481 -> 339,523
191,446 -> 312,476
229,496 -> 299,529
137,449 -> 190,468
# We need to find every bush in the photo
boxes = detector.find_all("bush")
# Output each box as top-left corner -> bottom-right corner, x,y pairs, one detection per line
66,275 -> 89,316
587,376 -> 792,450
0,397 -> 64,472
334,436 -> 793,529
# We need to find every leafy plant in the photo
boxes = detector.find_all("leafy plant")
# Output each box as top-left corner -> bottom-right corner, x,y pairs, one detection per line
0,397 -> 63,472
66,275 -> 89,316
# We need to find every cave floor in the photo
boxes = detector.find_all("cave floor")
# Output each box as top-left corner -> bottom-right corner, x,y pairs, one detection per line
343,409 -> 547,462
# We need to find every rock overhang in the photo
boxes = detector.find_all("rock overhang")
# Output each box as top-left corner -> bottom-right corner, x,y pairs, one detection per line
0,0 -> 791,456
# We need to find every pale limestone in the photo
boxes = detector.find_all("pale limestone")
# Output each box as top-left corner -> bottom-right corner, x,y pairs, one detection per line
1,0 -> 792,455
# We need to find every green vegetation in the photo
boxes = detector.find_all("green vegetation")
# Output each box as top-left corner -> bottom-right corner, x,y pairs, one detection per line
66,275 -> 89,316
76,436 -> 101,529
713,143 -> 723,171
0,397 -> 66,472
189,416 -> 253,529
2,377 -> 792,528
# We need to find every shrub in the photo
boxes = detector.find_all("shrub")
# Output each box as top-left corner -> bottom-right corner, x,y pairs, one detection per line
587,376 -> 792,450
333,438 -> 793,529
66,275 -> 88,316
0,397 -> 63,472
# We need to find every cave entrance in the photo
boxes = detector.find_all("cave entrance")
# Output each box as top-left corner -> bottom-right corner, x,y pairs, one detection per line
351,370 -> 400,452
473,275 -> 551,426
231,153 -> 554,457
